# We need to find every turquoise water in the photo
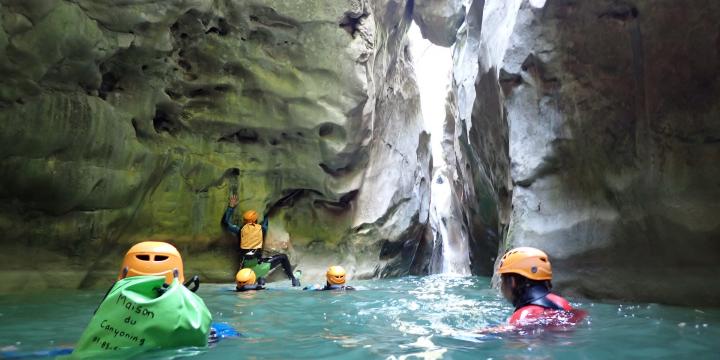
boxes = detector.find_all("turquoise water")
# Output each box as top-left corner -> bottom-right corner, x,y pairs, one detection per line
1,275 -> 719,359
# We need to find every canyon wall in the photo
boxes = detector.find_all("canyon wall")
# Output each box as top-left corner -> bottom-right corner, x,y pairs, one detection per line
450,0 -> 720,305
0,0 -> 431,290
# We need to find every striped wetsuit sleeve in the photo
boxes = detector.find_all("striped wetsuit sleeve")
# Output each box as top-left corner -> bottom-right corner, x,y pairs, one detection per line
221,207 -> 240,235
261,216 -> 269,236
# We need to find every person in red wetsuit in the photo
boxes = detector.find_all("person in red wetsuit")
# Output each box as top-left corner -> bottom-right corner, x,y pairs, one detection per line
477,247 -> 585,335
497,247 -> 573,326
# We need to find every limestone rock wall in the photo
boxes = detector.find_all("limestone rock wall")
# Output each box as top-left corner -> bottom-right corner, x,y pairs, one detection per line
0,0 -> 430,290
443,0 -> 520,276
451,0 -> 720,305
412,0 -> 466,47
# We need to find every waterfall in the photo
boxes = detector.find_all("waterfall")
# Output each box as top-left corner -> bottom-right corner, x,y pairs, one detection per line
429,168 -> 471,275
409,23 -> 471,275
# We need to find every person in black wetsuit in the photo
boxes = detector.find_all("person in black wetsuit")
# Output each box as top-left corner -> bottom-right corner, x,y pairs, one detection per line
221,195 -> 300,287
304,266 -> 355,291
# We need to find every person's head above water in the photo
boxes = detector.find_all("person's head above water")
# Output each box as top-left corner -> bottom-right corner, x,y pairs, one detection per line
243,210 -> 258,224
326,266 -> 346,286
497,247 -> 552,305
235,268 -> 257,287
118,241 -> 184,284
498,247 -> 552,280
480,247 -> 580,331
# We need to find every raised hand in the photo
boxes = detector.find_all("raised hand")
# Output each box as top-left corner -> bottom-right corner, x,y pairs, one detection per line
228,194 -> 239,208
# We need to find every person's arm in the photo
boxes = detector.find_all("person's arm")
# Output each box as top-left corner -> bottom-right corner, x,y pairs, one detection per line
221,195 -> 241,235
260,215 -> 269,236
184,275 -> 200,292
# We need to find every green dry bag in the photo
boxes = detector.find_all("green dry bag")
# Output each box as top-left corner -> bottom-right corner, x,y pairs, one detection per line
71,276 -> 211,357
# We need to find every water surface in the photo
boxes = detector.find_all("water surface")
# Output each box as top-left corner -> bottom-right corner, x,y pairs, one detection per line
1,276 -> 718,359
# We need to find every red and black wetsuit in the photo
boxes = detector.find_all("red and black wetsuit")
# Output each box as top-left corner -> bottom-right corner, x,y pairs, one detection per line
509,284 -> 574,326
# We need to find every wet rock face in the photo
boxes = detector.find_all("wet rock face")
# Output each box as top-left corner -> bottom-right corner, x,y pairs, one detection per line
454,0 -> 720,305
0,0 -> 430,290
443,0 -> 520,276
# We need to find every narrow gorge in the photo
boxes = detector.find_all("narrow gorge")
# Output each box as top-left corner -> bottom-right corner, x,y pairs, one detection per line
1,0 -> 718,307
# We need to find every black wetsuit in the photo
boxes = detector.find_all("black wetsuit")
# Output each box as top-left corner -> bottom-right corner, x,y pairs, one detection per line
512,284 -> 566,311
236,284 -> 266,292
324,284 -> 355,291
221,207 -> 298,285
303,284 -> 355,291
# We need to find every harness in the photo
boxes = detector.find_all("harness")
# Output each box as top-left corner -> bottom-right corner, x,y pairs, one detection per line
239,250 -> 271,278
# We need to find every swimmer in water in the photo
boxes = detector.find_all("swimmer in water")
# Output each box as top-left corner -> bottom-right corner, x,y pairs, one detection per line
70,241 -> 221,356
477,247 -> 585,334
235,268 -> 265,292
117,241 -> 200,291
303,266 -> 355,291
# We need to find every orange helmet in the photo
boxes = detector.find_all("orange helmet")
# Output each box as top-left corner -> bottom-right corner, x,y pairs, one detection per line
497,247 -> 552,281
243,210 -> 258,223
118,241 -> 184,283
326,266 -> 346,285
235,268 -> 257,287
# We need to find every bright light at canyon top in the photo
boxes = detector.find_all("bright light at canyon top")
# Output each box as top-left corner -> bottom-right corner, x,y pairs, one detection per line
408,22 -> 453,167
409,21 -> 471,275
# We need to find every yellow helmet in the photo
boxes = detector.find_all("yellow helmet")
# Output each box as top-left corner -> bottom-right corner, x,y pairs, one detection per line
326,265 -> 346,285
235,268 -> 257,287
118,241 -> 184,283
497,247 -> 552,281
243,210 -> 258,223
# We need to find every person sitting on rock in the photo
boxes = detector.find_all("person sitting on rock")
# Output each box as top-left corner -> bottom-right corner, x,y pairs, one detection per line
477,247 -> 586,334
235,268 -> 265,292
303,266 -> 355,291
221,194 -> 300,287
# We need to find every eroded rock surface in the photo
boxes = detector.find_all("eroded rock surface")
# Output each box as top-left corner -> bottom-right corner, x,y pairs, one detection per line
450,0 -> 720,305
442,0 -> 521,276
0,0 -> 430,290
